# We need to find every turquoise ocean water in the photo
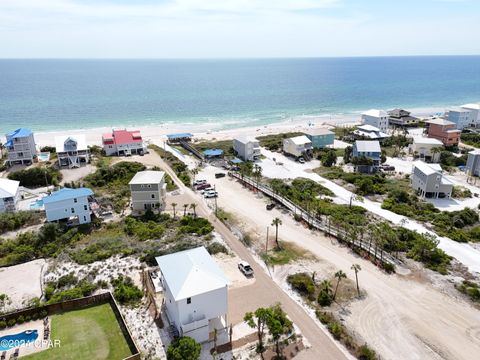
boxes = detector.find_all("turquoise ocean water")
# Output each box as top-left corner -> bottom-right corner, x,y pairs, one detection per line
1,57 -> 479,134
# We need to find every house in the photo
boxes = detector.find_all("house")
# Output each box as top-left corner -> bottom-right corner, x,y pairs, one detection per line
203,149 -> 224,159
466,150 -> 480,177
0,179 -> 20,213
461,103 -> 480,128
102,129 -> 144,156
155,246 -> 229,343
361,109 -> 389,132
388,109 -> 419,127
411,138 -> 443,163
411,161 -> 453,199
353,124 -> 390,141
283,135 -> 312,158
129,170 -> 166,214
43,187 -> 94,224
352,140 -> 381,173
55,135 -> 90,168
4,128 -> 37,165
424,118 -> 461,147
304,128 -> 335,149
166,133 -> 194,144
233,136 -> 260,161
445,107 -> 472,130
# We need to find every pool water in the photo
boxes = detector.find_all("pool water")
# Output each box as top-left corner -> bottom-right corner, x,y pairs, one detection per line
37,152 -> 50,162
29,200 -> 44,210
0,330 -> 38,351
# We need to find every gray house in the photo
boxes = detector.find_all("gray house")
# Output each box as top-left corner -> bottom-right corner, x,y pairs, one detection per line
5,128 -> 37,165
233,136 -> 260,161
466,150 -> 480,177
411,161 -> 453,199
129,171 -> 167,214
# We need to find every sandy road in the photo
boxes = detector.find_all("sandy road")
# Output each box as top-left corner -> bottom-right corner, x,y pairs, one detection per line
197,165 -> 480,360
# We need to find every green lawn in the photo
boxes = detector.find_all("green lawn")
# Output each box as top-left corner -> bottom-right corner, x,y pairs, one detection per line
24,303 -> 133,360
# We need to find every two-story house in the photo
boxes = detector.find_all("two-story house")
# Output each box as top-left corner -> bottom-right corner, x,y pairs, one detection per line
353,124 -> 390,142
0,179 -> 20,213
460,103 -> 480,128
233,136 -> 261,161
43,187 -> 94,224
4,128 -> 37,165
129,171 -> 166,214
424,118 -> 461,147
155,246 -> 229,343
55,135 -> 90,168
361,109 -> 389,132
411,161 -> 453,199
304,128 -> 335,149
445,107 -> 472,130
466,150 -> 480,177
411,137 -> 443,163
102,129 -> 144,156
388,108 -> 419,128
352,140 -> 381,173
283,135 -> 312,159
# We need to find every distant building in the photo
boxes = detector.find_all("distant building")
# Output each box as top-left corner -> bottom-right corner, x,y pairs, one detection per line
43,187 -> 94,225
411,137 -> 443,163
102,129 -> 144,156
283,135 -> 312,158
304,128 -> 335,149
155,246 -> 229,343
129,171 -> 166,214
233,136 -> 260,161
353,124 -> 390,141
361,109 -> 389,132
424,118 -> 461,147
4,128 -> 37,165
388,109 -> 419,127
445,107 -> 471,130
460,103 -> 480,128
411,161 -> 452,199
166,133 -> 194,144
203,149 -> 224,159
0,179 -> 20,213
352,140 -> 381,173
466,150 -> 480,177
55,135 -> 90,168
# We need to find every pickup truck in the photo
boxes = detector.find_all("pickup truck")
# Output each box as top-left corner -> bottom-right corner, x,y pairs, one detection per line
238,261 -> 254,277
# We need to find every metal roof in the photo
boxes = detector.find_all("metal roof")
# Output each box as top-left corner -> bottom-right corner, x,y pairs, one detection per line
289,135 -> 312,146
203,148 -> 224,157
42,187 -> 94,204
304,128 -> 334,136
166,133 -> 193,139
54,134 -> 88,152
128,170 -> 165,185
413,137 -> 443,145
6,128 -> 33,139
234,136 -> 258,144
354,140 -> 381,152
425,118 -> 456,126
156,246 -> 229,301
230,158 -> 243,164
0,179 -> 20,199
362,109 -> 388,118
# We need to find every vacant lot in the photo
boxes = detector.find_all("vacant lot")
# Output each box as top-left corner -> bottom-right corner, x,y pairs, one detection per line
24,303 -> 132,360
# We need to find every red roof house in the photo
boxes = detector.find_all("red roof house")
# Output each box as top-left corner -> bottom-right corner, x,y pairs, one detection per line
102,129 -> 144,156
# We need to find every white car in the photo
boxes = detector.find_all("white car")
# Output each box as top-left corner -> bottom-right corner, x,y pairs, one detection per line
238,261 -> 254,277
193,179 -> 207,186
204,191 -> 218,198
200,187 -> 215,194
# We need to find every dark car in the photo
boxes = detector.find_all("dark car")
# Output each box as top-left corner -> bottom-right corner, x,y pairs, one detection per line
196,183 -> 211,190
266,203 -> 275,210
215,172 -> 226,178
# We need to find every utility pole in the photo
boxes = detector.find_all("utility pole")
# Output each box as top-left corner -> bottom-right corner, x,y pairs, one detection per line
265,226 -> 269,253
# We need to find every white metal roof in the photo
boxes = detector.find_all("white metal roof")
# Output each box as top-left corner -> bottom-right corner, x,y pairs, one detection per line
413,137 -> 443,146
54,134 -> 88,152
289,135 -> 312,146
362,109 -> 388,118
129,170 -> 165,185
357,124 -> 380,132
234,136 -> 258,144
413,161 -> 443,176
461,103 -> 480,111
0,179 -> 20,199
156,247 -> 229,301
354,140 -> 381,152
469,149 -> 480,155
304,128 -> 334,136
447,106 -> 471,113
425,118 -> 456,126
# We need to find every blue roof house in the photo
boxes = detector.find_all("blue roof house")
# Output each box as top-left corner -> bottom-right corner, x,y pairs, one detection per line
352,140 -> 382,173
5,128 -> 37,165
43,188 -> 94,225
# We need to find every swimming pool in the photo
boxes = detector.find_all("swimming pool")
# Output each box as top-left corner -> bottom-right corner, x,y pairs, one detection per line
29,199 -> 44,210
0,330 -> 38,351
37,152 -> 50,162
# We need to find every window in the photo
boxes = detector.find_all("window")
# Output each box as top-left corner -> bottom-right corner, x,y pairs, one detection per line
71,208 -> 75,213
74,198 -> 77,203
187,297 -> 191,304
84,205 -> 88,210
151,194 -> 155,199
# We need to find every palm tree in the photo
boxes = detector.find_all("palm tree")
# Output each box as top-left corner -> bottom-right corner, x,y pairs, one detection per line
271,217 -> 282,249
320,280 -> 333,296
190,203 -> 197,217
430,146 -> 442,162
183,204 -> 188,217
351,264 -> 361,297
333,270 -> 347,300
171,202 -> 177,219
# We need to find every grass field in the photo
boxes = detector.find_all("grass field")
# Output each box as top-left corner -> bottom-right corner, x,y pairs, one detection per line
24,303 -> 133,360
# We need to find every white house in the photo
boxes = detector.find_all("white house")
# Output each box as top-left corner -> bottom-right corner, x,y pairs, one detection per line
411,161 -> 453,199
102,129 -> 145,156
0,179 -> 20,213
55,135 -> 90,168
461,103 -> 480,128
445,107 -> 472,130
411,137 -> 443,163
4,128 -> 37,165
283,135 -> 312,158
353,124 -> 390,141
43,187 -> 94,224
466,149 -> 480,177
361,109 -> 389,132
233,136 -> 260,161
129,171 -> 167,214
155,247 -> 229,343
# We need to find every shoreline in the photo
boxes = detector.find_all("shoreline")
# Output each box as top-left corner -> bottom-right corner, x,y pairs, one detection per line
28,105 -> 446,147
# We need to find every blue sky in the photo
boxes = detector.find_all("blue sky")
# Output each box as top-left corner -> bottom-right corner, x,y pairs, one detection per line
0,0 -> 479,58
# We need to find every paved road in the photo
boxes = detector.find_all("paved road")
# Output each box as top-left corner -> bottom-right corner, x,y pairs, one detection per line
144,151 -> 350,360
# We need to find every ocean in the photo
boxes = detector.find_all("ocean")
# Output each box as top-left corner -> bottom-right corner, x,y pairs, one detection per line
1,56 -> 480,134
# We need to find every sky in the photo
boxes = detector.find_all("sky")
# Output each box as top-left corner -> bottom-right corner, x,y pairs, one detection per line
0,0 -> 479,58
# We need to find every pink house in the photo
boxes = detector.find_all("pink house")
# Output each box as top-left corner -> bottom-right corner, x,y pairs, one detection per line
425,118 -> 460,147
102,129 -> 144,156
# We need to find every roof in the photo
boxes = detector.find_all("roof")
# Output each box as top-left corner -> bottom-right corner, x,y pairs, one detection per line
6,128 -> 33,139
0,179 -> 20,199
447,106 -> 471,113
203,149 -> 224,157
234,136 -> 258,144
413,161 -> 443,176
42,187 -> 94,204
468,149 -> 480,156
156,246 -> 229,301
54,134 -> 88,152
354,140 -> 381,152
425,118 -> 456,126
357,124 -> 380,132
128,170 -> 165,185
461,103 -> 480,111
362,109 -> 388,118
230,158 -> 243,164
304,128 -> 334,137
413,137 -> 443,146
166,133 -> 193,139
103,129 -> 142,145
289,135 -> 312,146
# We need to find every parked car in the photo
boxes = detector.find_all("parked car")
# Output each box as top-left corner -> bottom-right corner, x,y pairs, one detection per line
194,179 -> 207,186
200,187 -> 215,194
381,165 -> 395,171
266,203 -> 275,210
204,191 -> 218,198
215,172 -> 226,178
298,157 -> 305,164
196,183 -> 211,190
238,261 -> 254,277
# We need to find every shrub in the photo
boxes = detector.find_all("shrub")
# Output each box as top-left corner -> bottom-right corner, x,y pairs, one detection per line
17,315 -> 25,324
383,263 -> 395,274
357,344 -> 377,360
0,211 -> 44,235
7,319 -> 16,327
40,310 -> 48,318
287,273 -> 316,297
328,322 -> 343,340
111,276 -> 143,305
56,273 -> 78,288
167,336 -> 201,360
206,242 -> 228,255
0,321 -> 6,329
318,290 -> 333,307
178,216 -> 213,235
8,166 -> 62,187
